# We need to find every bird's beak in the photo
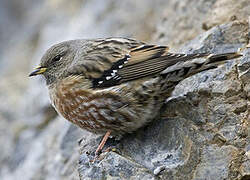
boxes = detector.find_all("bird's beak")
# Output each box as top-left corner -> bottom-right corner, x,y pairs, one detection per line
29,66 -> 47,77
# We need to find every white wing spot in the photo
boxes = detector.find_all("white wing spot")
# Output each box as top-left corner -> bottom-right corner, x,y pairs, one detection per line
119,65 -> 123,68
98,81 -> 103,84
106,76 -> 112,80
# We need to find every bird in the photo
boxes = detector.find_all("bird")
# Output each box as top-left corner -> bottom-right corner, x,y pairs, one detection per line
29,37 -> 242,156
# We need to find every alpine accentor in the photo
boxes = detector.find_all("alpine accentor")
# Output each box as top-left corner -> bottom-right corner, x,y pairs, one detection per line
29,38 -> 241,155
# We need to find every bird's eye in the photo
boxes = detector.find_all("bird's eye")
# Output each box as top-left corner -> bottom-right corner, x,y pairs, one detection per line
52,55 -> 62,62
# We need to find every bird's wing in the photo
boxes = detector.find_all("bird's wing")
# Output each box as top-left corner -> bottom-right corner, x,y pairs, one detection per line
70,38 -> 239,88
70,38 -> 175,88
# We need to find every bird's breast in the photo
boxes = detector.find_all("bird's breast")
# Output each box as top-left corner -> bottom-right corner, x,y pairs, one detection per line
48,77 -> 137,133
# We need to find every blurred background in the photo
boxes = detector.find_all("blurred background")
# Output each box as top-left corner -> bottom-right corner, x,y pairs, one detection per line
0,0 -> 249,180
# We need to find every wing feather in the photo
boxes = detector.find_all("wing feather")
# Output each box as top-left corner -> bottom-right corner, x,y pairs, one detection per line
69,38 -> 210,88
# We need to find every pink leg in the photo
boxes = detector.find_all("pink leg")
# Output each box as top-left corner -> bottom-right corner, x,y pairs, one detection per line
95,131 -> 111,155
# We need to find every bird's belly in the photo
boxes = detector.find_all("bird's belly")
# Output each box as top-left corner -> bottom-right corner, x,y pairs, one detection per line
50,87 -> 143,134
48,77 -> 161,134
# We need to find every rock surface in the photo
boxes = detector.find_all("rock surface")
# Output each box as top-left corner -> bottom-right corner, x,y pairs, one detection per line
78,21 -> 250,180
0,0 -> 249,180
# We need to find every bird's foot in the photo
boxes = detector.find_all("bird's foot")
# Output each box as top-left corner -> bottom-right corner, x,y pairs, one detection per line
90,147 -> 118,162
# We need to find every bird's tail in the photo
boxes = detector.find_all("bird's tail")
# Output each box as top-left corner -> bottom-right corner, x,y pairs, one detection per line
159,51 -> 242,92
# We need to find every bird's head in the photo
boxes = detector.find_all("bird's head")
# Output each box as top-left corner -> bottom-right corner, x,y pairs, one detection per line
29,40 -> 83,85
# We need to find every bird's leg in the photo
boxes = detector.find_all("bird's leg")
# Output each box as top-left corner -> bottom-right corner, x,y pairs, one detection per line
95,131 -> 111,156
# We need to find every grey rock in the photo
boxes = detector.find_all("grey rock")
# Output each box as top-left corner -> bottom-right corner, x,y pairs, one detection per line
193,145 -> 238,180
153,0 -> 249,49
77,21 -> 249,179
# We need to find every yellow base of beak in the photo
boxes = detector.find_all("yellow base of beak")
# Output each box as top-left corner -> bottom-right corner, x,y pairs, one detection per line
29,66 -> 47,76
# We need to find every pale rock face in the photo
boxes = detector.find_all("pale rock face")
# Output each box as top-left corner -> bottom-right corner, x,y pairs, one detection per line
0,0 -> 249,180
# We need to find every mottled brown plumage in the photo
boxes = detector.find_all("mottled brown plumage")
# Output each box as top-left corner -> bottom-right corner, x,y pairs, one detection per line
29,37 -> 241,155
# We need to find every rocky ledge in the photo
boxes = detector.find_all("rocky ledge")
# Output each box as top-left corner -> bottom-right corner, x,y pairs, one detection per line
77,21 -> 250,180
